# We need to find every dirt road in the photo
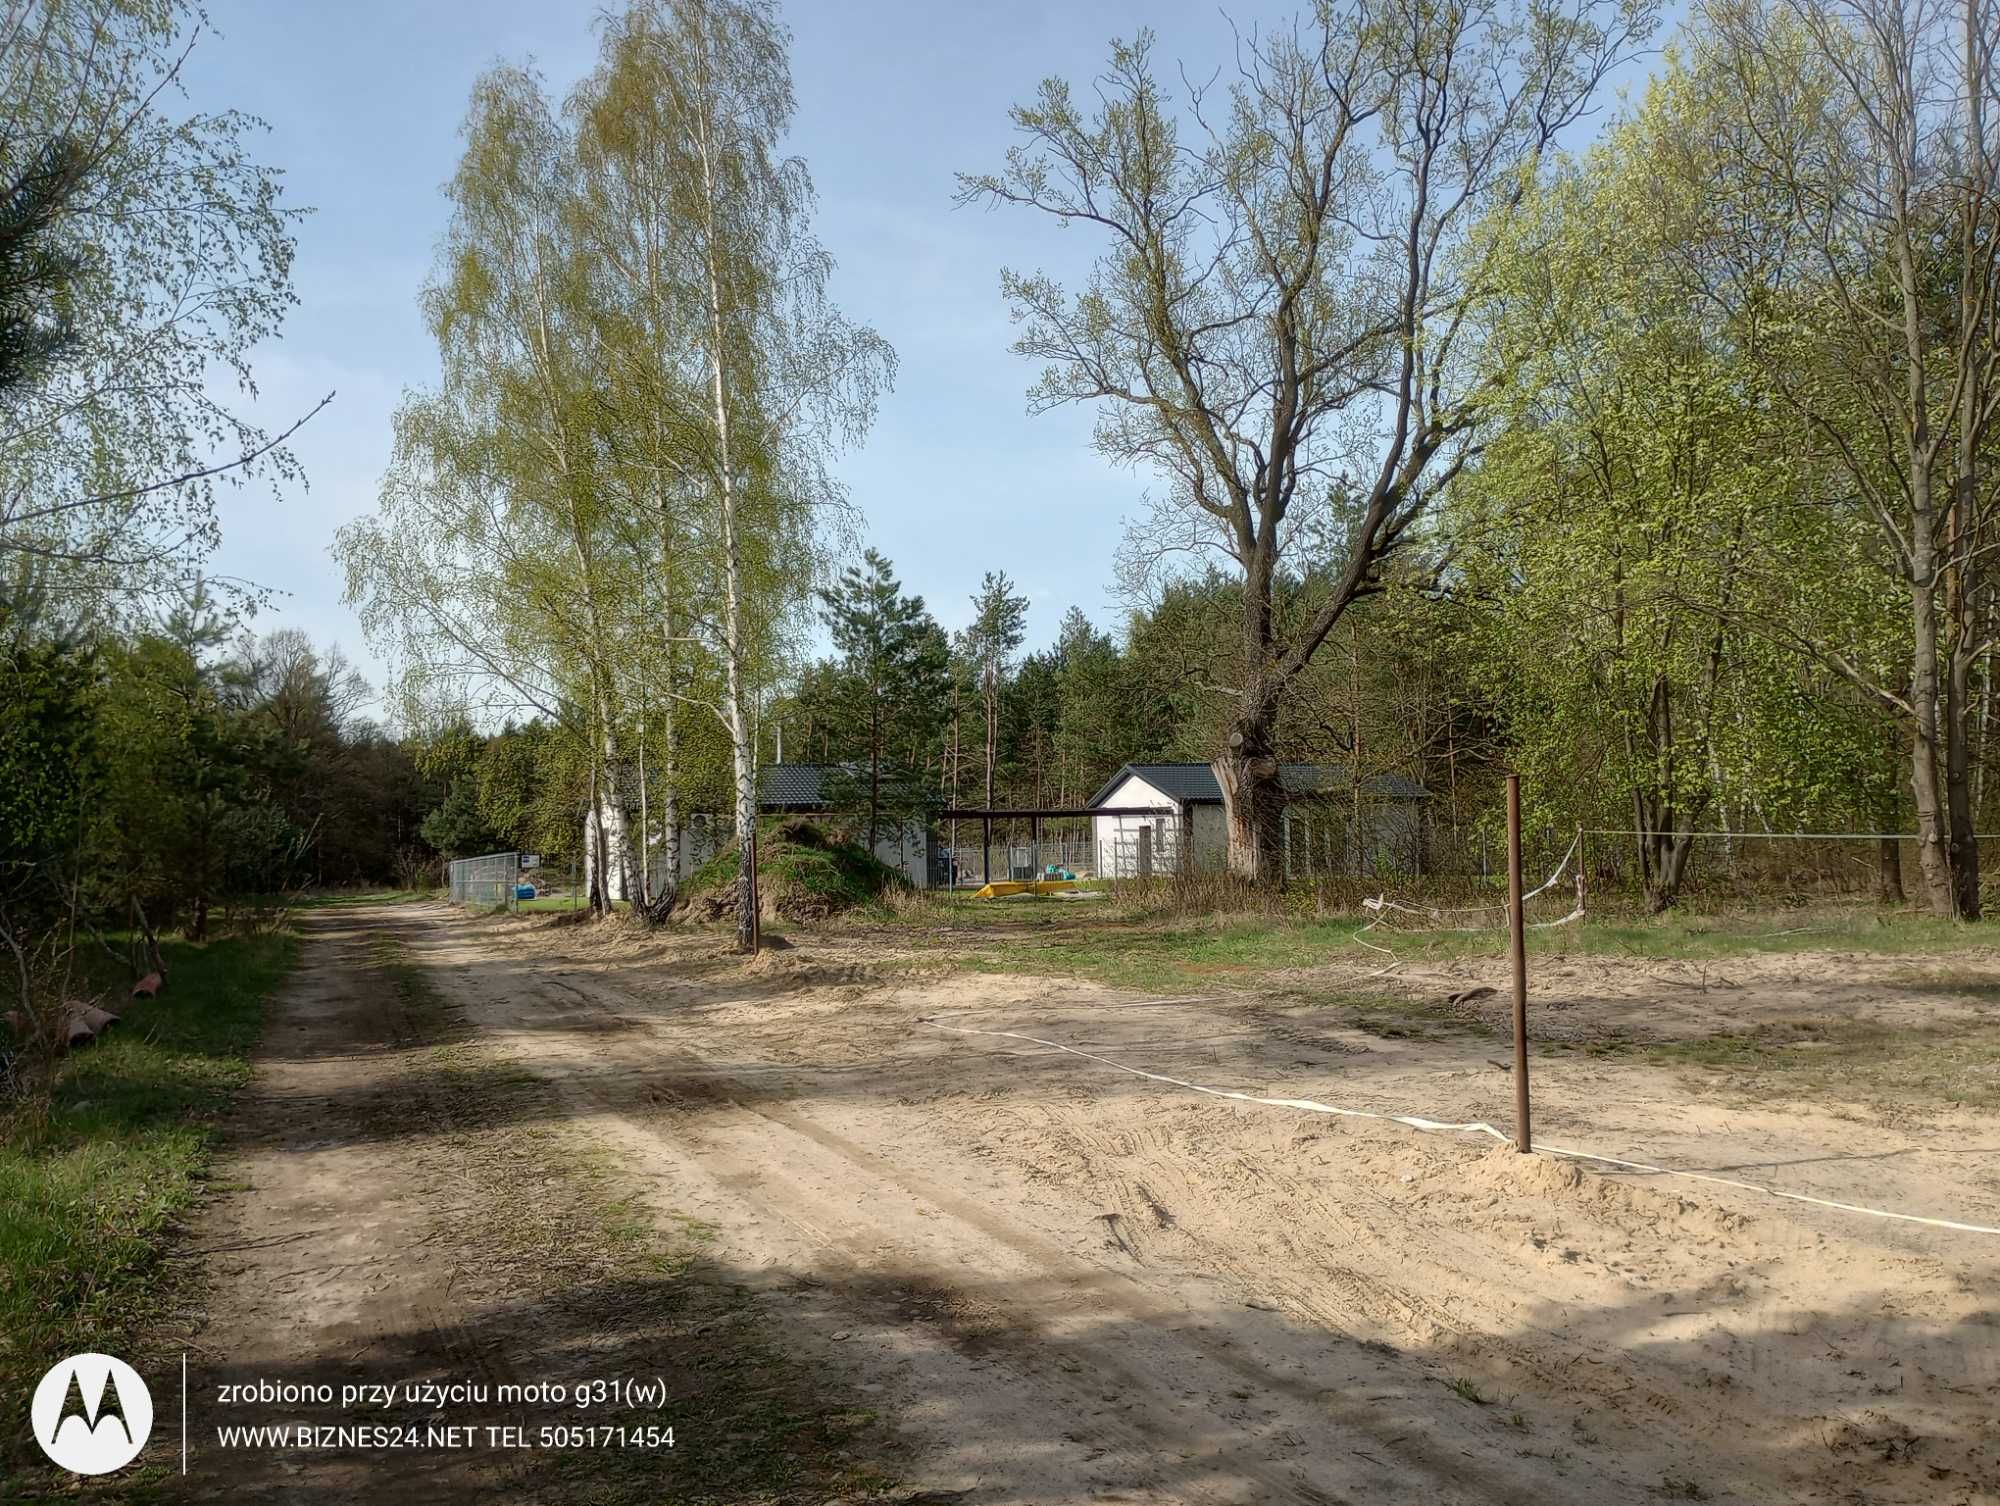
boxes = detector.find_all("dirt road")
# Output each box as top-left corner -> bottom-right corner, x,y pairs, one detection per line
175,906 -> 881,1504
183,902 -> 2000,1503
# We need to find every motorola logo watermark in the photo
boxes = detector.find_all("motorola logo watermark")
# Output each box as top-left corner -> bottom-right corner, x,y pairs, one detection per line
32,1352 -> 154,1475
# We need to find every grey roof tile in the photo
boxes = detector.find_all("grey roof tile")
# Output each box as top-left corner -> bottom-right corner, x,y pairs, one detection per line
1086,762 -> 1427,808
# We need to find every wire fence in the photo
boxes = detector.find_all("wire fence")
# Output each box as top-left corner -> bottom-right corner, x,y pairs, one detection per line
447,850 -> 521,910
1351,828 -> 2000,920
1576,831 -> 1980,914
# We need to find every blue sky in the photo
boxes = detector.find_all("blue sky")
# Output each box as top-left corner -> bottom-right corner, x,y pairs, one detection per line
177,1 -> 1656,709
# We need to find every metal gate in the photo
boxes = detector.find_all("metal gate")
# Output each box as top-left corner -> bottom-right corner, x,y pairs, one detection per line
447,850 -> 521,909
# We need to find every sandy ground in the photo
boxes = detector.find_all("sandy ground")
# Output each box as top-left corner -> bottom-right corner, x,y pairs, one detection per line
357,903 -> 2000,1506
180,909 -> 533,1501
175,902 -> 2000,1503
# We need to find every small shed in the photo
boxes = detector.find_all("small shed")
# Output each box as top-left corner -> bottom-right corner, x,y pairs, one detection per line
1086,762 -> 1427,878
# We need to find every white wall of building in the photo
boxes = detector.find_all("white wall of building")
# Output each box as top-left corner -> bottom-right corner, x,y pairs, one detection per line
1091,773 -> 1182,877
861,816 -> 935,889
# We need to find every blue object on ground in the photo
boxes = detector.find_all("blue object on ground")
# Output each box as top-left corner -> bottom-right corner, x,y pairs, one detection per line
514,883 -> 537,900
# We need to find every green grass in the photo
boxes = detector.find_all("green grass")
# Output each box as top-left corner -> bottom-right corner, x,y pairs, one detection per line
1443,1376 -> 1492,1405
226,888 -> 431,911
0,929 -> 298,1432
517,894 -> 622,913
294,888 -> 429,908
878,904 -> 1996,994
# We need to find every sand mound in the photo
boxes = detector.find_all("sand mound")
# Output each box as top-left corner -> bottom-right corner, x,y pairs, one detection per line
1462,1143 -> 1753,1241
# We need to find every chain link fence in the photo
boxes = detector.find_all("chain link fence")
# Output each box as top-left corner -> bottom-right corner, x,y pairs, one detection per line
945,835 -> 1099,886
447,850 -> 521,910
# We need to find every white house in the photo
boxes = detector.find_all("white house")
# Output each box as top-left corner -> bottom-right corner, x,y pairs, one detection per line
583,763 -> 940,901
1086,763 -> 1428,878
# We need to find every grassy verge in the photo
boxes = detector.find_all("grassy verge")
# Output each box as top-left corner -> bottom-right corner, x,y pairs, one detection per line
517,894 -> 620,913
867,902 -> 1997,994
224,888 -> 432,912
292,888 -> 430,908
0,929 -> 297,1455
367,938 -> 895,1504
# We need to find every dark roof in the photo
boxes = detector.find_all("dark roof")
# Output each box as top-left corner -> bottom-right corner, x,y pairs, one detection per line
1085,762 -> 1427,809
759,763 -> 831,808
757,762 -> 933,811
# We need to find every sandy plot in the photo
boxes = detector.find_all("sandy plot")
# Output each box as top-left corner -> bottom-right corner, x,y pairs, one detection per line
393,903 -> 2000,1505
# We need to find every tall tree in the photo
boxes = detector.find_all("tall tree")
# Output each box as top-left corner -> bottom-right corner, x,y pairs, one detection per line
1051,607 -> 1128,803
1689,0 -> 2000,917
962,570 -> 1027,812
0,0 -> 322,602
817,549 -> 948,843
601,0 -> 894,948
1455,136 -> 1808,909
961,2 -> 1656,882
342,66 -> 647,914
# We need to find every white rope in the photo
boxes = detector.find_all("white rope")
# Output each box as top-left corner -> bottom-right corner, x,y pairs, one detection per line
921,1018 -> 2000,1239
1362,832 -> 1581,931
1528,904 -> 1586,930
1583,828 -> 2000,841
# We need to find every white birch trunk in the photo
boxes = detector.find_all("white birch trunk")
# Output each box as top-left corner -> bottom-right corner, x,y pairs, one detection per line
695,110 -> 760,951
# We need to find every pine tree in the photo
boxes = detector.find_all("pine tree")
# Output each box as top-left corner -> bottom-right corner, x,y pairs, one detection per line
962,571 -> 1027,812
0,137 -> 85,397
819,549 -> 948,844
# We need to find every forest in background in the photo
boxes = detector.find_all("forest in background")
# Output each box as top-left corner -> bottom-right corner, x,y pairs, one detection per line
7,0 -> 2000,996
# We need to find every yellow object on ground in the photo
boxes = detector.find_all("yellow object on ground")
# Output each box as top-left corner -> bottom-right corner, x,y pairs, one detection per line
970,879 -> 1079,899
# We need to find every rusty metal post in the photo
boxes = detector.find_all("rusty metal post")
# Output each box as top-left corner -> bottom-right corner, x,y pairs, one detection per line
1507,774 -> 1530,1153
1138,824 -> 1153,881
744,824 -> 762,954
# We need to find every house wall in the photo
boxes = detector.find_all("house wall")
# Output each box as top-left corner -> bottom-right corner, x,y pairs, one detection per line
854,816 -> 934,890
1281,799 -> 1425,878
1092,773 -> 1182,877
1190,803 -> 1229,871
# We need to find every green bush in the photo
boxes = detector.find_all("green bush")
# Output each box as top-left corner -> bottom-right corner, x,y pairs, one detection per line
681,816 -> 908,922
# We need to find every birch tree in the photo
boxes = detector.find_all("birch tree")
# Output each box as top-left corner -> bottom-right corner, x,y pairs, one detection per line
584,0 -> 893,949
0,0 -> 320,604
574,28 -> 718,912
962,1 -> 1656,883
340,67 -> 648,912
